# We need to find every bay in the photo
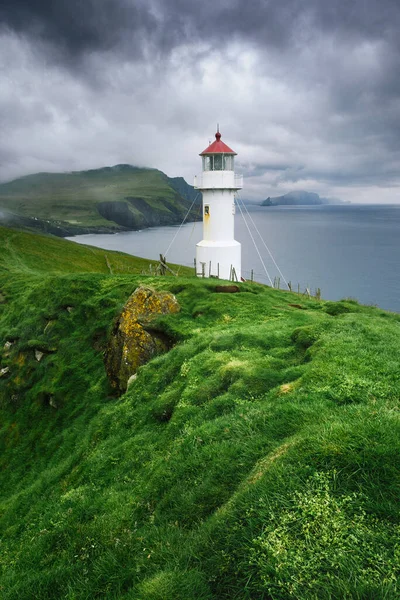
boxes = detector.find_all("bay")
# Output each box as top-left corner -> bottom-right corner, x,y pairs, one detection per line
67,204 -> 400,313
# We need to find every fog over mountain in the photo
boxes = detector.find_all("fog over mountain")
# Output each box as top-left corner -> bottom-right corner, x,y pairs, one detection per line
1,0 -> 400,203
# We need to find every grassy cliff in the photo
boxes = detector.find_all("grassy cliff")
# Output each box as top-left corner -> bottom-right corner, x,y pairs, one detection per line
0,165 -> 200,236
0,226 -> 399,599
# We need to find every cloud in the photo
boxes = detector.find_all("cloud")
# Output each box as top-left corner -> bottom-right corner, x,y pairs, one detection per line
0,0 -> 399,203
2,1 -> 399,63
0,0 -> 158,60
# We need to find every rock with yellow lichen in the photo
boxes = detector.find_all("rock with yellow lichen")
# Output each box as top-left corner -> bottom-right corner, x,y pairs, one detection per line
105,286 -> 180,393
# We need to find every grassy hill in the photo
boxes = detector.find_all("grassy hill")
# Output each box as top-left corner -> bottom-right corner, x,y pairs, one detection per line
0,226 -> 399,599
0,165 -> 200,236
0,227 -> 165,276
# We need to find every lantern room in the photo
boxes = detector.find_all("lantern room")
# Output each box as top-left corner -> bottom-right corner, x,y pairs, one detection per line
202,154 -> 234,171
194,130 -> 242,191
200,131 -> 236,172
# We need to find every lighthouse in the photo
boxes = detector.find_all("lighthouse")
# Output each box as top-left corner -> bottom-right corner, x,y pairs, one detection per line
194,129 -> 243,280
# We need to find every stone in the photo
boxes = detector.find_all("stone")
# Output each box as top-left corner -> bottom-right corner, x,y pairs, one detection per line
127,373 -> 137,388
35,349 -> 44,362
49,396 -> 57,409
105,286 -> 180,393
4,341 -> 12,351
0,367 -> 10,377
44,320 -> 56,333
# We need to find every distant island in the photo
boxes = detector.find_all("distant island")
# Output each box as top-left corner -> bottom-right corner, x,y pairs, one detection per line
261,190 -> 349,206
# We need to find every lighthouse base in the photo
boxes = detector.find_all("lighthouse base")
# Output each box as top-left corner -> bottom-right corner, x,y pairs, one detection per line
196,240 -> 241,281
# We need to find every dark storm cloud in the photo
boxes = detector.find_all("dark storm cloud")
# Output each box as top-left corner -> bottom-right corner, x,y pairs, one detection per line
0,0 -> 157,59
0,0 -> 290,63
2,0 -> 400,62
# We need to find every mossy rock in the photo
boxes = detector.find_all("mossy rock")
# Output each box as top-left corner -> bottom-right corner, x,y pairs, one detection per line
323,301 -> 358,316
105,286 -> 180,393
291,325 -> 319,349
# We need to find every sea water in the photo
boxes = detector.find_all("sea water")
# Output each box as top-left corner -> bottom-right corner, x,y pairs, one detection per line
67,204 -> 400,313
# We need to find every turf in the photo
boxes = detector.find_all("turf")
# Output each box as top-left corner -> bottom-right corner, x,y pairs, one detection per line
0,226 -> 193,276
0,226 -> 399,599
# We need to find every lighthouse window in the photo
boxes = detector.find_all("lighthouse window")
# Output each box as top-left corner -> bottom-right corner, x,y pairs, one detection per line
202,154 -> 234,171
202,156 -> 211,171
213,154 -> 223,170
204,205 -> 210,216
224,155 -> 234,170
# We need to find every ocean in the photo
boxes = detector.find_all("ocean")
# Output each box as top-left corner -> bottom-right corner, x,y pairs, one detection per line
67,204 -> 400,313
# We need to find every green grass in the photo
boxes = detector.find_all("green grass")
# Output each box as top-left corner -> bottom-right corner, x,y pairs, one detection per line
0,227 -> 399,599
0,226 -> 192,276
0,165 -> 197,233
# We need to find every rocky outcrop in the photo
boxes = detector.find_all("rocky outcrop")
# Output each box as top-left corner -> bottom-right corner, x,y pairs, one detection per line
96,201 -> 140,229
105,287 -> 180,393
97,196 -> 196,230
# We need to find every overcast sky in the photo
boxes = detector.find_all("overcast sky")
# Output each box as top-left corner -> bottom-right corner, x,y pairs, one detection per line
1,0 -> 400,202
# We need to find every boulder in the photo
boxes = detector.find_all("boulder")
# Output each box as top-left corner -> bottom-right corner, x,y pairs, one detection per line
105,286 -> 180,393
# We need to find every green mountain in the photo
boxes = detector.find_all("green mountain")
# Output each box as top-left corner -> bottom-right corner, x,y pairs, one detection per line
0,165 -> 200,236
261,190 -> 347,206
0,226 -> 399,599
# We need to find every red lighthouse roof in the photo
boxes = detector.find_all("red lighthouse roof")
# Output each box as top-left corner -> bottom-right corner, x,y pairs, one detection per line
200,130 -> 237,155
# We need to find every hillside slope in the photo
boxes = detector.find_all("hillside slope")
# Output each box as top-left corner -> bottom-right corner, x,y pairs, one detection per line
0,228 -> 399,599
0,165 -> 200,236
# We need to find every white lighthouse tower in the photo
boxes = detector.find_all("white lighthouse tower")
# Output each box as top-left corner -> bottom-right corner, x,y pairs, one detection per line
194,129 -> 243,280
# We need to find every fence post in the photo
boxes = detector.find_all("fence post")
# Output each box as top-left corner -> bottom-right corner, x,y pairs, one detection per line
159,254 -> 166,276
